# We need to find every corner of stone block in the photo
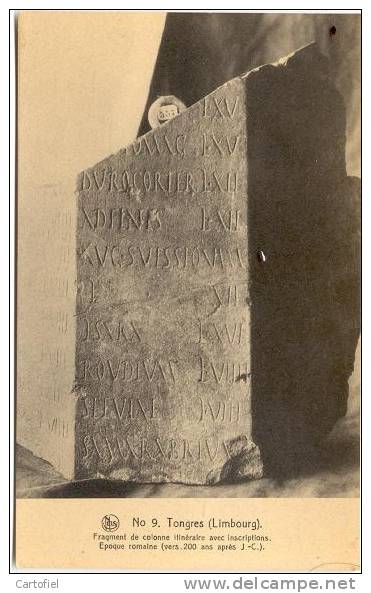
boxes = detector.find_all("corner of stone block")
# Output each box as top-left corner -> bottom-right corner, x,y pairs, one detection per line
206,437 -> 264,485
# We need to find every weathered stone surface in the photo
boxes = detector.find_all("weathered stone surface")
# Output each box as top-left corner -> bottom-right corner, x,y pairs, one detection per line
73,42 -> 359,484
75,65 -> 263,484
244,45 -> 360,476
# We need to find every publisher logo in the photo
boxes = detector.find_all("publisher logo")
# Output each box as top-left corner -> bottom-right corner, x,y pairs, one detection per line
101,514 -> 120,532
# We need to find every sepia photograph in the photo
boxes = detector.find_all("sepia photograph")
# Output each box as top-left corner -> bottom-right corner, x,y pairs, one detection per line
16,11 -> 360,501
12,8 -> 362,572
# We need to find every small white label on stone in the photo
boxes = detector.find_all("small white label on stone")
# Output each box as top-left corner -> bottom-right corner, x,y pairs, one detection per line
148,95 -> 186,129
158,104 -> 178,121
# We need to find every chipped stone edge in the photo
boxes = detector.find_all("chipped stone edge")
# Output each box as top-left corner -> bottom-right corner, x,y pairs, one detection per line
90,440 -> 264,486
